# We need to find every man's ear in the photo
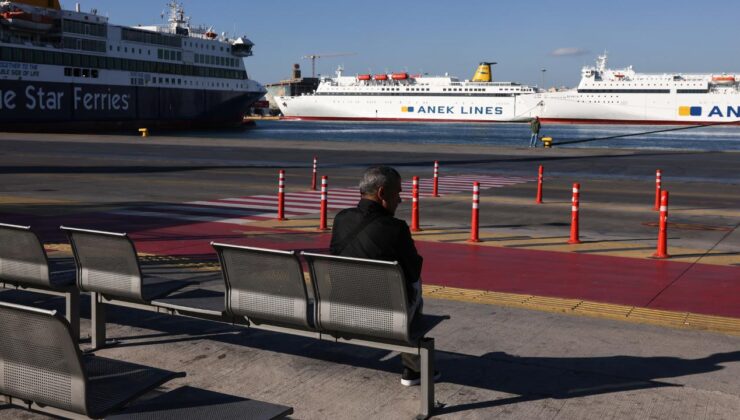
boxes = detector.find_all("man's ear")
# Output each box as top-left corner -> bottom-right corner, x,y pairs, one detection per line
376,185 -> 386,202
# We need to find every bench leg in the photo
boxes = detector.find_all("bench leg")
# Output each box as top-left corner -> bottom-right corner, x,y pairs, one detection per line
418,338 -> 435,419
91,292 -> 107,350
65,289 -> 81,343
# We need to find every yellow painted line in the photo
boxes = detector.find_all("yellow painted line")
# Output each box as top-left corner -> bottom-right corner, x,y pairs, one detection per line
45,243 -> 72,253
0,195 -> 73,204
422,285 -> 740,336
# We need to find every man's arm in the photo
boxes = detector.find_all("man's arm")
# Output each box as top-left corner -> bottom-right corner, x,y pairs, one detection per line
394,221 -> 423,283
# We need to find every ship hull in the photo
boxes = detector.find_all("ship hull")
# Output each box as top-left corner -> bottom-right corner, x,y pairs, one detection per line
276,94 -> 533,123
0,80 -> 262,132
516,89 -> 740,126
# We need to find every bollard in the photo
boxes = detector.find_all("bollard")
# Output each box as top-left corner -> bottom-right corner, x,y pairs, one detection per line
411,176 -> 421,232
536,165 -> 544,204
468,181 -> 480,242
541,136 -> 553,148
138,128 -> 148,137
433,161 -> 440,197
567,182 -> 581,244
277,170 -> 286,221
653,190 -> 670,258
311,156 -> 318,191
653,169 -> 662,211
319,176 -> 329,231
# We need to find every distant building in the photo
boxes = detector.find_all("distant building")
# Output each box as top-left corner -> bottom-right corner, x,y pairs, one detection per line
264,64 -> 319,114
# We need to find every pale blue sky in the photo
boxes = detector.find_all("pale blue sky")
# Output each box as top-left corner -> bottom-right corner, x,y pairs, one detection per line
65,0 -> 739,88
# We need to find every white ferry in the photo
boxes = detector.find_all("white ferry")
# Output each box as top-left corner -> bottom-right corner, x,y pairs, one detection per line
275,62 -> 537,123
520,53 -> 740,125
0,0 -> 266,131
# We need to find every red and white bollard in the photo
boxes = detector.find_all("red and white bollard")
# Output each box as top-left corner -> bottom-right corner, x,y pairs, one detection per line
311,156 -> 318,191
468,181 -> 480,242
433,161 -> 440,197
411,176 -> 421,232
277,170 -> 286,221
654,169 -> 662,211
653,190 -> 670,258
568,182 -> 581,244
319,176 -> 329,231
536,165 -> 544,204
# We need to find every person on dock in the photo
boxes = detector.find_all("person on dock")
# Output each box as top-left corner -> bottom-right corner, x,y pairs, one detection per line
330,165 -> 437,386
529,116 -> 541,147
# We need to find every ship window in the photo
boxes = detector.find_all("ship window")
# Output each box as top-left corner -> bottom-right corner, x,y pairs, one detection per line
124,47 -> 128,53
82,69 -> 90,78
73,68 -> 81,77
92,69 -> 98,78
64,67 -> 72,77
158,49 -> 163,59
177,51 -> 182,61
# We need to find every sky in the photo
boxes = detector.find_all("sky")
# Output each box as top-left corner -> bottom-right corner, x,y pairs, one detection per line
62,0 -> 740,88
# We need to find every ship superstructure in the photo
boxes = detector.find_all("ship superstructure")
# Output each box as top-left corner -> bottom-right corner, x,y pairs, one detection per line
275,63 -> 537,123
519,53 -> 740,125
0,0 -> 265,131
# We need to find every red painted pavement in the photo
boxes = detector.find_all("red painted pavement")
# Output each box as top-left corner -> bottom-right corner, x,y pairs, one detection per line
13,210 -> 736,320
120,217 -> 739,319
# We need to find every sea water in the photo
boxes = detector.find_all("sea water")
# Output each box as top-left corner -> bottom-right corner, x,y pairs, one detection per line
197,121 -> 740,152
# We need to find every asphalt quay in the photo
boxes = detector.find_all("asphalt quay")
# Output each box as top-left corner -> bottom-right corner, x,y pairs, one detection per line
0,131 -> 738,418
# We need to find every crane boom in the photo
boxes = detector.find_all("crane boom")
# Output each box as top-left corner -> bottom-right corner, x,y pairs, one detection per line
302,52 -> 357,77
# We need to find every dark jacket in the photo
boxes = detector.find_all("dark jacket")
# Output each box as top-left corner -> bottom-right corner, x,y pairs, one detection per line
530,118 -> 541,134
330,198 -> 423,301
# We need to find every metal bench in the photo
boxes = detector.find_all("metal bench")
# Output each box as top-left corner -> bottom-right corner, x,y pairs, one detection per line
303,251 -> 441,419
213,243 -> 316,335
0,222 -> 80,341
213,243 -> 443,419
0,301 -> 183,419
60,226 -> 193,349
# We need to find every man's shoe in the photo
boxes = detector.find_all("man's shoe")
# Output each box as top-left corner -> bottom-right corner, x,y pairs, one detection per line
401,368 -> 441,387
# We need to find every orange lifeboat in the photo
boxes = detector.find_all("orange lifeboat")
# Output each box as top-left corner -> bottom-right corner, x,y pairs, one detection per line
391,72 -> 408,80
712,75 -> 736,84
0,8 -> 55,31
374,74 -> 388,81
357,74 -> 371,81
614,72 -> 625,79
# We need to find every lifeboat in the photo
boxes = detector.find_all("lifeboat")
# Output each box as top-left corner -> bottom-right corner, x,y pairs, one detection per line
205,30 -> 217,39
613,72 -> 625,79
0,7 -> 55,31
711,75 -> 736,84
357,74 -> 371,81
374,74 -> 388,81
391,72 -> 408,80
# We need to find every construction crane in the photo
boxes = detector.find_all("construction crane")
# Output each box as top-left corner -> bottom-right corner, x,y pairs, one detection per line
302,52 -> 356,77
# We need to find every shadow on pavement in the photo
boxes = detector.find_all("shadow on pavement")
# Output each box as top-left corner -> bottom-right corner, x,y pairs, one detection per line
2,289 -> 736,417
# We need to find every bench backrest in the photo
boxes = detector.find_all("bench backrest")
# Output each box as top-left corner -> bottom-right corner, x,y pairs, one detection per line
213,243 -> 312,329
302,252 -> 412,343
61,226 -> 144,301
0,301 -> 88,415
0,223 -> 51,288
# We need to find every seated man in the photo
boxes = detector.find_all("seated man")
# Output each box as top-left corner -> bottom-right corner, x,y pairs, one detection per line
330,165 -> 438,386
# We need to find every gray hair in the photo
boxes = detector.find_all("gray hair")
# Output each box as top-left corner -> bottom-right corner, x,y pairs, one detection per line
359,166 -> 401,195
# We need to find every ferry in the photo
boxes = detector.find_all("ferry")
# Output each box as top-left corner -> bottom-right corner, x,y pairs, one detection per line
519,53 -> 740,125
0,0 -> 266,131
275,62 -> 537,123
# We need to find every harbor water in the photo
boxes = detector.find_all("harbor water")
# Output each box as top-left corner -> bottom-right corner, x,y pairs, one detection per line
204,121 -> 740,151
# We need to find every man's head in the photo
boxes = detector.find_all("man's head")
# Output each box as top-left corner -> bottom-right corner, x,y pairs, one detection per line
359,166 -> 402,215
